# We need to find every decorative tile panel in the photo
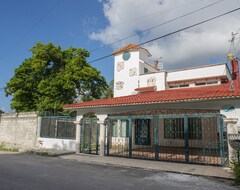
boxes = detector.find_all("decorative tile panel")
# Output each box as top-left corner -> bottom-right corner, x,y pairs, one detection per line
117,62 -> 124,72
116,81 -> 124,90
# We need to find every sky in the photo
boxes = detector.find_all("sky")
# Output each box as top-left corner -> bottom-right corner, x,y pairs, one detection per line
0,0 -> 240,112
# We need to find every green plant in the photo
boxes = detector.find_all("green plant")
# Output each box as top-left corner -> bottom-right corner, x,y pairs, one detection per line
0,142 -> 18,152
233,160 -> 240,185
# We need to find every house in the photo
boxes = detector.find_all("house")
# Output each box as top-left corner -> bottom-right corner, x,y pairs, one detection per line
64,44 -> 240,166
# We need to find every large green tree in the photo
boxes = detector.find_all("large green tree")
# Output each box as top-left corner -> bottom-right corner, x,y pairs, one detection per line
5,42 -> 107,114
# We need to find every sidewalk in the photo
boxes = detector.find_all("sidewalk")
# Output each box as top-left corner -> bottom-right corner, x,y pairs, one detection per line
60,153 -> 235,180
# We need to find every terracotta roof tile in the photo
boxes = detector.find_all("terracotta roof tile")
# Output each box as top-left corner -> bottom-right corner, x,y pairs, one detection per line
112,44 -> 151,56
64,79 -> 240,109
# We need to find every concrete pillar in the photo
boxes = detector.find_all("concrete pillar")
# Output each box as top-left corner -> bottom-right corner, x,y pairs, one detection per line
97,114 -> 107,156
74,117 -> 83,154
36,116 -> 42,148
224,118 -> 238,164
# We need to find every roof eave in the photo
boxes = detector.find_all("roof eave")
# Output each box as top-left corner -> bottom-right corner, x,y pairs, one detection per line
63,95 -> 240,110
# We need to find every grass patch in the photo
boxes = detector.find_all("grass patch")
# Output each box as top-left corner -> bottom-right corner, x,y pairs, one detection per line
0,143 -> 18,152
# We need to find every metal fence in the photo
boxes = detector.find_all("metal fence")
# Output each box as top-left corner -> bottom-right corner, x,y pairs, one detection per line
40,116 -> 76,139
106,114 -> 228,166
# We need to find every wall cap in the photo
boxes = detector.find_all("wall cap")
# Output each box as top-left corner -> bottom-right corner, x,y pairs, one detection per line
223,118 -> 238,124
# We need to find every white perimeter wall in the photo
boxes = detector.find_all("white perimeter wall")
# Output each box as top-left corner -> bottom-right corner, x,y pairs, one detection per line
38,138 -> 76,151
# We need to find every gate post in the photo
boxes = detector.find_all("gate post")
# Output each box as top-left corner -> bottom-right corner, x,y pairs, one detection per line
97,114 -> 108,156
74,116 -> 83,154
224,118 -> 238,165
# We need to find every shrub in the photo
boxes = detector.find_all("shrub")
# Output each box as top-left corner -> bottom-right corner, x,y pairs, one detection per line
233,160 -> 240,185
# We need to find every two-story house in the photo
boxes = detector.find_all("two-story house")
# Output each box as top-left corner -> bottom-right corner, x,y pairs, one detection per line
63,44 -> 240,166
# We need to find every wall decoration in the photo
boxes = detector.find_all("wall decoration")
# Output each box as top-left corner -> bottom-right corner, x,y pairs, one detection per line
116,81 -> 124,90
117,62 -> 124,72
147,77 -> 156,86
129,67 -> 137,76
122,51 -> 131,61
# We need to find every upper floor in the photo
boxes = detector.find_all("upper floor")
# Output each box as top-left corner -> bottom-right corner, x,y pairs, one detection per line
113,44 -> 231,97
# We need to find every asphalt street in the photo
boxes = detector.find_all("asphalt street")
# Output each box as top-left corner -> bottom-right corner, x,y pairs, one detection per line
0,152 -> 238,190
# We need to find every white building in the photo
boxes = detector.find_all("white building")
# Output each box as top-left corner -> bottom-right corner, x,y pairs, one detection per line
113,44 -> 231,97
60,44 -> 240,166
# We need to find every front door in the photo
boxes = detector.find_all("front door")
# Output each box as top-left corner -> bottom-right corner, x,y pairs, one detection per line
135,119 -> 151,145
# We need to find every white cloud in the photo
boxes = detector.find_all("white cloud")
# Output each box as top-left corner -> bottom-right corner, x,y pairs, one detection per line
90,0 -> 240,69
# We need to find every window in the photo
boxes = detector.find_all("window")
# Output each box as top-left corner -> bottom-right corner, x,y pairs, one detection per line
195,81 -> 218,86
206,81 -> 218,85
169,84 -> 189,89
195,82 -> 206,86
164,118 -> 202,140
144,67 -> 149,74
179,84 -> 189,87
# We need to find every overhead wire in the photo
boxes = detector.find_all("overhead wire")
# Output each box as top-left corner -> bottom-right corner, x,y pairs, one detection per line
89,0 -> 224,53
0,0 -> 63,60
88,7 -> 240,63
56,0 -> 206,44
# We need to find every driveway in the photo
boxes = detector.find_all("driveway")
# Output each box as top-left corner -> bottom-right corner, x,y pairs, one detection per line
0,152 -> 238,190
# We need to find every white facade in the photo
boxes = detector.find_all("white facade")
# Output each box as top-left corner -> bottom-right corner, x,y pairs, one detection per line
38,138 -> 76,151
113,46 -> 231,97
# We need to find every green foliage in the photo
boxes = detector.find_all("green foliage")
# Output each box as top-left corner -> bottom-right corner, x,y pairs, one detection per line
102,80 -> 114,99
5,42 -> 107,114
0,143 -> 18,152
233,160 -> 240,185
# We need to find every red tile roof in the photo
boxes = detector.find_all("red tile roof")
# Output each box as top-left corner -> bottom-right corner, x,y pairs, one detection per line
64,79 -> 240,109
112,44 -> 151,56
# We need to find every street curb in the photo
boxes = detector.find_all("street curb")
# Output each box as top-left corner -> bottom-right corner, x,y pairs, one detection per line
26,149 -> 75,157
60,155 -> 235,181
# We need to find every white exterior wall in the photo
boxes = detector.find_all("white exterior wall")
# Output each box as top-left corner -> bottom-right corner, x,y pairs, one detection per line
38,138 -> 76,151
114,51 -> 140,97
220,104 -> 240,130
139,61 -> 157,74
139,49 -> 149,63
139,72 -> 166,91
113,46 -> 231,98
167,64 -> 231,82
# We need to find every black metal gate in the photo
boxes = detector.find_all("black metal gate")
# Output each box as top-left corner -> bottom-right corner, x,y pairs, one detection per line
106,114 -> 228,166
81,118 -> 99,155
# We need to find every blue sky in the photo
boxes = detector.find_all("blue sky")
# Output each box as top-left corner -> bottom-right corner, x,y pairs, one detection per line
0,0 -> 113,112
0,0 -> 240,112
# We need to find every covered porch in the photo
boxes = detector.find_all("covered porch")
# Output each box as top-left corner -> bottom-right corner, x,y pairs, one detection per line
69,98 -> 240,166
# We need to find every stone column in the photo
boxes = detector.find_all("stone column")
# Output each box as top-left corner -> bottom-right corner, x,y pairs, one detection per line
36,116 -> 42,148
224,118 -> 238,164
74,117 -> 83,154
97,114 -> 107,156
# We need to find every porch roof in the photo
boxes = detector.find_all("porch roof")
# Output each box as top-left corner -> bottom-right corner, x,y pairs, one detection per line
64,79 -> 240,110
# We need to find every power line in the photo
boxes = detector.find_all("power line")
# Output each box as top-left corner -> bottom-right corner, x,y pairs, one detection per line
88,7 -> 240,64
89,0 -> 224,53
107,0 -> 206,28
55,0 -> 206,45
0,0 -> 63,60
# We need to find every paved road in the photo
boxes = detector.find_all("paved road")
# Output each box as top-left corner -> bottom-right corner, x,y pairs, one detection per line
0,153 -> 238,190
